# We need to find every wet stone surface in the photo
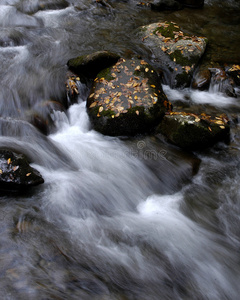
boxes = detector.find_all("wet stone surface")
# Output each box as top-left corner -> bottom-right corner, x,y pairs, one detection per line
0,150 -> 44,192
87,57 -> 171,136
137,21 -> 207,88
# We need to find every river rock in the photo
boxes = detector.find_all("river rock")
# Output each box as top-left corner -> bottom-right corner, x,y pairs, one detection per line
26,100 -> 66,135
67,50 -> 120,79
87,57 -> 171,136
0,149 -> 44,191
137,21 -> 207,88
192,68 -> 211,90
157,112 -> 230,150
16,0 -> 69,14
227,64 -> 240,86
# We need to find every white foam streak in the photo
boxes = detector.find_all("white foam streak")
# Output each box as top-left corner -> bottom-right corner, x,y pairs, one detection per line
163,84 -> 239,107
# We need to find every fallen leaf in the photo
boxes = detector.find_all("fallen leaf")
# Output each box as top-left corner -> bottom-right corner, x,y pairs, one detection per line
89,102 -> 97,108
145,68 -> 149,72
196,45 -> 202,51
99,106 -> 103,113
12,166 -> 19,172
26,173 -> 31,177
220,126 -> 225,129
215,120 -> 224,125
7,158 -> 11,165
136,110 -> 139,115
161,46 -> 167,52
0,169 -> 2,174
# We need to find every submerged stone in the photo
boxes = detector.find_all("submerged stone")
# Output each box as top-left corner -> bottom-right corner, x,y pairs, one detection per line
157,112 -> 230,150
0,149 -> 44,192
137,21 -> 207,88
87,57 -> 171,136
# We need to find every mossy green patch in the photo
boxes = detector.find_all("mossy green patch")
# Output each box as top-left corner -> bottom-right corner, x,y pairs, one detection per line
97,67 -> 115,81
169,50 -> 198,66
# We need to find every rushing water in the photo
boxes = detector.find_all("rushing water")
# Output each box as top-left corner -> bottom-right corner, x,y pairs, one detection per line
0,0 -> 240,299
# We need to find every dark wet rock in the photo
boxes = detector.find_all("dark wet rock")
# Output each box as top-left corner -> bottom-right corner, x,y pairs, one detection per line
139,0 -> 183,10
67,50 -> 120,79
209,68 -> 237,97
157,112 -> 230,150
26,100 -> 66,135
137,21 -> 207,88
16,0 -> 69,14
0,149 -> 44,191
176,0 -> 204,8
227,65 -> 240,86
192,68 -> 211,90
87,57 -> 171,136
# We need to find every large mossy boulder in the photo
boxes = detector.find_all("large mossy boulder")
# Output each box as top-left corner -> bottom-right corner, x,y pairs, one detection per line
87,57 -> 172,136
137,21 -> 207,88
157,112 -> 230,150
67,50 -> 120,79
0,149 -> 44,191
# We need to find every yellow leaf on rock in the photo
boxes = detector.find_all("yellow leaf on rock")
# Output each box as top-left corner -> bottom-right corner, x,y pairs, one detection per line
89,102 -> 97,108
7,158 -> 11,165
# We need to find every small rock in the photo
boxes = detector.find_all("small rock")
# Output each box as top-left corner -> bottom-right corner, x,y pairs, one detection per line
227,64 -> 240,86
0,149 -> 44,192
157,112 -> 230,150
192,68 -> 211,90
67,50 -> 120,78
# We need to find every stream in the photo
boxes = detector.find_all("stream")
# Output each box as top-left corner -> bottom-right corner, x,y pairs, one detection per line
0,0 -> 240,299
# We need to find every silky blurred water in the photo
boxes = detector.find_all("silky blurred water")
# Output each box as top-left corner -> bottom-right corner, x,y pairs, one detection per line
0,1 -> 240,299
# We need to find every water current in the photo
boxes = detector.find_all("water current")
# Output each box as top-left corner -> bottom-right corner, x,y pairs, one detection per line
0,0 -> 240,299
